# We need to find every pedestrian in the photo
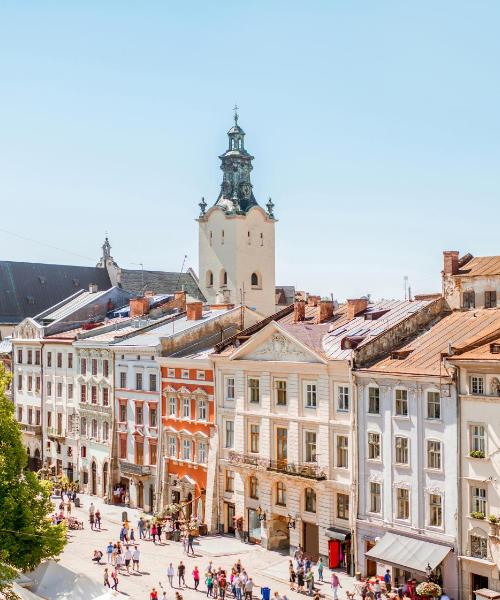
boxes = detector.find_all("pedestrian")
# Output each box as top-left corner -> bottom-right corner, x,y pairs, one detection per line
193,565 -> 200,590
111,570 -> 119,591
306,570 -> 314,596
178,561 -> 186,587
384,570 -> 392,593
129,527 -> 135,542
331,573 -> 342,600
167,562 -> 175,587
132,545 -> 140,572
316,558 -> 324,582
104,568 -> 110,588
146,519 -> 151,540
106,541 -> 113,563
219,571 -> 227,600
89,502 -> 95,518
115,552 -> 122,572
95,509 -> 101,530
289,561 -> 296,591
157,523 -> 162,540
244,578 -> 254,600
152,522 -> 158,544
162,592 -> 167,600
206,572 -> 214,597
373,580 -> 381,600
111,543 -> 118,565
150,588 -> 159,600
188,532 -> 195,555
138,517 -> 145,539
176,593 -> 183,600
124,547 -> 132,574
89,512 -> 95,530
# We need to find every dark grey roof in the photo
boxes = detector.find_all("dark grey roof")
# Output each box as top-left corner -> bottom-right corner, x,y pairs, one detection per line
0,261 -> 112,325
120,269 -> 205,301
276,285 -> 296,305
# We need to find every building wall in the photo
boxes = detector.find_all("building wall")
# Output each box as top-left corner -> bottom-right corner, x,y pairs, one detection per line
443,274 -> 500,310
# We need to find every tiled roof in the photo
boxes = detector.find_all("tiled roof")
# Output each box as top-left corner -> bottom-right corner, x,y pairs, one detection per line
450,335 -> 500,361
36,288 -> 110,322
457,256 -> 500,276
0,261 -> 111,325
120,269 -> 205,301
364,308 -> 500,376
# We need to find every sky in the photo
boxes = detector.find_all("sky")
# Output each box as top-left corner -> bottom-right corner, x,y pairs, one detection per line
1,1 -> 499,302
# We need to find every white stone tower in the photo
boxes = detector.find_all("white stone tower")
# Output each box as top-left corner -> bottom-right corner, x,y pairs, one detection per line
198,110 -> 276,317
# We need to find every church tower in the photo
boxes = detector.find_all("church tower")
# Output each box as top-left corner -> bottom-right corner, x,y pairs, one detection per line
198,110 -> 276,316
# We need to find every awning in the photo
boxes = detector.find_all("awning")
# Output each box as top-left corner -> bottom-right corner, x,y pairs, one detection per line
365,532 -> 451,574
181,474 -> 196,486
325,527 -> 349,541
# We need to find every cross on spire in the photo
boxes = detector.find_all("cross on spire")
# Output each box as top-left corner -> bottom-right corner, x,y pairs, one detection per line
233,104 -> 239,125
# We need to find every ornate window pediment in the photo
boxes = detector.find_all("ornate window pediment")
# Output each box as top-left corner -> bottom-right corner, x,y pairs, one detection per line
234,330 -> 322,363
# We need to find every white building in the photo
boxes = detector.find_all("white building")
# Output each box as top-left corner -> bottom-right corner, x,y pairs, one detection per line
197,112 -> 276,317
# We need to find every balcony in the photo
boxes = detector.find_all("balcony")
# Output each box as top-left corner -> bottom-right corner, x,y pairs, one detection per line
47,427 -> 66,441
119,460 -> 152,477
78,401 -> 111,415
228,452 -> 327,481
20,422 -> 42,436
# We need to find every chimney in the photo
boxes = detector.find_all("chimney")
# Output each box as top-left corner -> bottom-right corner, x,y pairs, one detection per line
316,299 -> 334,324
186,301 -> 203,321
307,295 -> 321,307
347,298 -> 369,320
293,299 -> 306,323
130,296 -> 150,318
88,283 -> 98,293
443,251 -> 459,275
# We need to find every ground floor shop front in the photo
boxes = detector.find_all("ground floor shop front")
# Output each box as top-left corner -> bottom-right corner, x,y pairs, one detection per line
460,555 -> 500,600
115,461 -> 156,512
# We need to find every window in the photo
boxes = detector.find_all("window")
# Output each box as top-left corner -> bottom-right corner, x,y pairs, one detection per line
305,487 -> 316,513
225,469 -> 234,492
119,403 -> 127,422
368,432 -> 381,460
368,387 -> 380,414
103,359 -> 109,377
103,421 -> 109,441
470,533 -> 488,559
395,389 -> 408,416
136,372 -> 143,391
35,409 -> 40,425
395,437 -> 409,465
471,376 -> 485,395
471,486 -> 487,514
57,353 -> 63,368
67,353 -> 73,369
251,273 -> 259,287
485,291 -> 497,309
427,391 -> 441,419
168,397 -> 177,417
337,386 -> 349,411
198,442 -> 207,463
35,350 -> 40,365
57,382 -> 63,398
119,436 -> 127,459
27,350 -> 32,364
135,440 -> 144,465
81,446 -> 87,458
429,494 -> 442,527
206,271 -> 213,287
79,385 -> 86,404
149,406 -> 157,427
80,358 -> 86,374
47,352 -> 52,367
17,407 -> 22,422
276,481 -> 286,506
369,482 -> 381,513
90,358 -> 97,375
28,408 -> 33,424
305,383 -> 317,408
275,380 -> 287,405
248,378 -> 260,403
225,377 -> 235,401
198,399 -> 207,420
17,349 -> 22,364
168,436 -> 177,457
167,368 -> 175,378
463,291 -> 475,308
225,420 -> 234,448
181,370 -> 189,379
336,435 -> 349,468
102,387 -> 109,405
68,383 -> 73,399
149,443 -> 157,465
80,417 -> 87,437
182,397 -> 191,419
91,385 -> 97,404
396,488 -> 410,519
28,376 -> 33,391
47,381 -> 52,396
249,476 -> 259,499
250,424 -> 260,453
17,374 -> 22,391
119,372 -> 127,388
222,270 -> 227,285
91,419 -> 98,439
305,431 -> 317,462
427,440 -> 442,470
197,370 -> 206,381
470,425 -> 486,453
136,404 -> 144,425
337,493 -> 349,519
35,376 -> 40,392
47,411 -> 52,427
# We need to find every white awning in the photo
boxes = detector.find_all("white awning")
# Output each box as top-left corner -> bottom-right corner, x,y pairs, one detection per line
182,474 -> 196,485
365,532 -> 451,574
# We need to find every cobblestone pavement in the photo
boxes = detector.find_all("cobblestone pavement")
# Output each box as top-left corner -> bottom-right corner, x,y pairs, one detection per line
54,494 -> 356,600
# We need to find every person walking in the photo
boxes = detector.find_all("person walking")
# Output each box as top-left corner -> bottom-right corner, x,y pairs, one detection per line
178,561 -> 186,587
193,565 -> 200,590
111,570 -> 119,591
289,561 -> 296,591
219,571 -> 227,600
152,522 -> 158,544
316,558 -> 324,583
124,547 -> 132,574
138,517 -> 145,539
331,573 -> 342,600
95,509 -> 101,530
106,542 -> 113,564
206,571 -> 214,598
150,588 -> 159,600
103,568 -> 110,588
132,546 -> 140,572
244,578 -> 254,600
187,532 -> 195,555
146,519 -> 151,540
384,570 -> 392,593
167,563 -> 175,587
89,512 -> 95,531
306,570 -> 314,596
130,527 -> 135,542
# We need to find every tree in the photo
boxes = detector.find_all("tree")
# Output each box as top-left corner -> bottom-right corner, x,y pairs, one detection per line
0,363 -> 66,588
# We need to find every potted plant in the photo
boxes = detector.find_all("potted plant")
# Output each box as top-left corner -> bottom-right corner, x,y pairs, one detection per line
416,581 -> 442,598
488,515 -> 499,535
469,450 -> 486,459
470,511 -> 485,520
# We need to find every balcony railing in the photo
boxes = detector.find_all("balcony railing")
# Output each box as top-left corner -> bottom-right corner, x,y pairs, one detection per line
47,427 -> 66,440
228,452 -> 327,480
119,460 -> 152,477
20,423 -> 42,435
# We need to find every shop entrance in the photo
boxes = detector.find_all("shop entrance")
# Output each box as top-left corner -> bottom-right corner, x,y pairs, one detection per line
303,522 -> 319,560
137,481 -> 144,508
226,502 -> 235,534
472,574 -> 489,593
365,541 -> 377,577
247,508 -> 262,543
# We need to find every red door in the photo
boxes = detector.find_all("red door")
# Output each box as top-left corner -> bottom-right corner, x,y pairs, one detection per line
329,539 -> 341,569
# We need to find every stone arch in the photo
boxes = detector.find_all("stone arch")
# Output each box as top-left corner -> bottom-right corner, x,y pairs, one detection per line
251,271 -> 261,288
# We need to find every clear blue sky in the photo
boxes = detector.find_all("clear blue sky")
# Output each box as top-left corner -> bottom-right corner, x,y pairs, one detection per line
1,1 -> 499,301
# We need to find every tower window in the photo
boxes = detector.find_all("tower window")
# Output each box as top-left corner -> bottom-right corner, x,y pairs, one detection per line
206,271 -> 213,287
221,270 -> 228,287
248,231 -> 251,245
260,233 -> 264,246
209,231 -> 213,246
221,230 -> 224,245
251,272 -> 260,288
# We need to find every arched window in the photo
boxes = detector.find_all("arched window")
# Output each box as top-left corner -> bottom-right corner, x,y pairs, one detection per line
276,481 -> 286,506
81,417 -> 87,437
206,271 -> 213,287
249,476 -> 259,499
305,487 -> 316,513
221,270 -> 227,286
251,272 -> 260,288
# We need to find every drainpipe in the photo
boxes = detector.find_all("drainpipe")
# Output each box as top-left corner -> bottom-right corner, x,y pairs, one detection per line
154,362 -> 164,513
109,349 -> 117,501
350,360 -> 358,578
41,340 -> 45,465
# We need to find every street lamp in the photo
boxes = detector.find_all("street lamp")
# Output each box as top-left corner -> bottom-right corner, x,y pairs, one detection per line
425,563 -> 432,580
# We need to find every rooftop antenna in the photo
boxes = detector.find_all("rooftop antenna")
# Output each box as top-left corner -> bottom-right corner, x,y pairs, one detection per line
404,276 -> 409,301
130,262 -> 145,292
175,254 -> 188,293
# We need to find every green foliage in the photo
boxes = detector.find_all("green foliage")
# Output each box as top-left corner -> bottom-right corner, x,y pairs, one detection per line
470,511 -> 485,520
469,449 -> 486,458
488,514 -> 499,524
0,364 -> 66,588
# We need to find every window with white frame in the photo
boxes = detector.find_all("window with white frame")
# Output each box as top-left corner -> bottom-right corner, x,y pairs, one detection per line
249,424 -> 260,453
181,369 -> 189,379
182,439 -> 191,460
337,493 -> 349,519
168,436 -> 177,457
248,378 -> 260,403
304,382 -> 317,408
369,482 -> 381,513
275,380 -> 287,406
395,436 -> 409,465
470,532 -> 488,559
168,396 -> 177,417
368,432 -> 381,460
198,399 -> 207,420
182,397 -> 191,419
91,419 -> 98,439
471,376 -> 485,395
471,485 -> 487,515
305,431 -> 317,462
225,469 -> 234,492
395,389 -> 408,416
103,421 -> 109,442
396,487 -> 410,519
470,424 -> 486,454
337,385 -> 349,411
336,435 -> 348,468
368,387 -> 380,414
198,442 -> 207,463
427,440 -> 442,470
167,368 -> 175,378
47,381 -> 52,396
427,391 -> 441,419
196,370 -> 205,381
305,487 -> 316,513
56,382 -> 63,398
225,377 -> 235,401
80,417 -> 87,437
225,420 -> 234,448
429,493 -> 442,527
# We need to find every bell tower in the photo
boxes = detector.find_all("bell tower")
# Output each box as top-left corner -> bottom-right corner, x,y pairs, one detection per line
198,110 -> 276,317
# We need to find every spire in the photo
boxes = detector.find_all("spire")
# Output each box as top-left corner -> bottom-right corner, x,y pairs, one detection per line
233,103 -> 239,126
